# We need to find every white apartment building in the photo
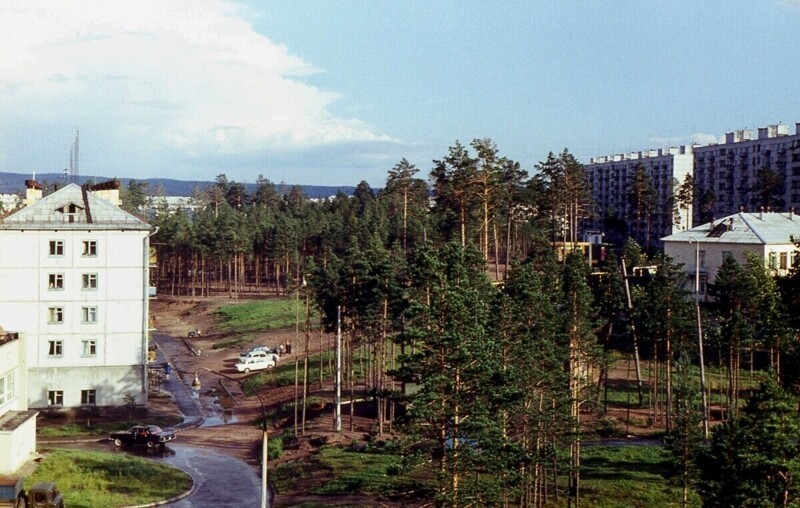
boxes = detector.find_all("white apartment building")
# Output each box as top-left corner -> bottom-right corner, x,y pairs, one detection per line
662,211 -> 800,300
0,330 -> 37,474
585,145 -> 694,249
693,123 -> 800,223
0,180 -> 153,409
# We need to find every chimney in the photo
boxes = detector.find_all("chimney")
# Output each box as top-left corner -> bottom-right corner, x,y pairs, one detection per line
88,180 -> 122,207
25,179 -> 42,206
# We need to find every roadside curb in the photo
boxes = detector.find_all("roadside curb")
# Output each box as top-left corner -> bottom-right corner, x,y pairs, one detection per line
123,472 -> 197,508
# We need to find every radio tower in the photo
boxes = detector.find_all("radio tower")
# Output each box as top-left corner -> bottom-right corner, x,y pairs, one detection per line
69,129 -> 79,184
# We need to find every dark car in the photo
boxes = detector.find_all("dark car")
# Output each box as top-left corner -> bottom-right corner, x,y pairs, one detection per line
110,425 -> 175,448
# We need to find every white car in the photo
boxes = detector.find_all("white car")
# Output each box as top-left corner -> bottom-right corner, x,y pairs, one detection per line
238,349 -> 273,364
235,353 -> 278,373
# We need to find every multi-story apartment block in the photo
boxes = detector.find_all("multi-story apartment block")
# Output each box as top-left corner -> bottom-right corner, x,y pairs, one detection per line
693,123 -> 800,223
0,180 -> 153,410
585,145 -> 694,249
585,122 -> 800,250
0,329 -> 37,474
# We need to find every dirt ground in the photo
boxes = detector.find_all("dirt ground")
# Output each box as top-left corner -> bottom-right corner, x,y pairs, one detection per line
149,295 -> 391,506
146,295 -> 662,506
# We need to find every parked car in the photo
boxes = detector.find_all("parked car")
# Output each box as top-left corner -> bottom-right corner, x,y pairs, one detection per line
110,425 -> 175,448
238,348 -> 279,363
0,481 -> 65,508
235,353 -> 278,373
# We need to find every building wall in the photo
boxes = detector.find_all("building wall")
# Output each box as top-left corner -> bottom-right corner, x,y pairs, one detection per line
0,333 -> 37,475
0,415 -> 36,475
0,228 -> 150,409
664,240 -> 795,298
586,146 -> 693,248
692,123 -> 800,221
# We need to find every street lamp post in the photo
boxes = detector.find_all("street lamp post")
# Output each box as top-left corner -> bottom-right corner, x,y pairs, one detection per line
689,237 -> 710,439
192,368 -> 270,508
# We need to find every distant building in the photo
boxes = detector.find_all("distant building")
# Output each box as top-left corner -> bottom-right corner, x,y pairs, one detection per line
584,122 -> 800,251
585,145 -> 694,249
0,180 -> 153,409
662,211 -> 800,299
693,123 -> 800,223
0,329 -> 37,474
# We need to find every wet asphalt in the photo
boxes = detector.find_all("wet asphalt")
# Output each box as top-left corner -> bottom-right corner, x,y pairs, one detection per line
46,332 -> 266,507
150,331 -> 266,507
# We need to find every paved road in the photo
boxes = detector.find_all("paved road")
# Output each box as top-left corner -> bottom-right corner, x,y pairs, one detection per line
149,332 -> 269,507
157,444 -> 263,507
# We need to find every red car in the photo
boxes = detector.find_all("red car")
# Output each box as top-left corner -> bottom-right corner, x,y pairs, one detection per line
110,425 -> 176,448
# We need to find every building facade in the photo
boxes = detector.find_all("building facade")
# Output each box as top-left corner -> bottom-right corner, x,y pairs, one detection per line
585,145 -> 694,249
584,122 -> 800,250
0,181 -> 153,409
693,123 -> 800,223
0,330 -> 37,474
662,211 -> 800,300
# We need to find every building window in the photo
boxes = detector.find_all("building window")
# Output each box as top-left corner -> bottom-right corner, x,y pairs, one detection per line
697,274 -> 707,295
780,252 -> 788,270
81,339 -> 97,357
82,273 -> 98,290
82,240 -> 97,257
48,273 -> 64,290
769,252 -> 777,270
48,306 -> 64,324
81,306 -> 98,323
47,390 -> 64,406
48,340 -> 63,357
0,371 -> 15,406
699,250 -> 706,267
49,240 -> 64,256
81,389 -> 97,405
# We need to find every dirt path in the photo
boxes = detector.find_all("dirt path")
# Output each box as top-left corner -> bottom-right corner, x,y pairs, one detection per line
150,296 -> 391,506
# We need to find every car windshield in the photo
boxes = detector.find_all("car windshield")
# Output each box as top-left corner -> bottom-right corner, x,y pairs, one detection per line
149,426 -> 163,433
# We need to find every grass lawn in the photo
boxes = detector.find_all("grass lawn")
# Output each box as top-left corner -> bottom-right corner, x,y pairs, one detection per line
25,449 -> 191,508
212,297 -> 319,349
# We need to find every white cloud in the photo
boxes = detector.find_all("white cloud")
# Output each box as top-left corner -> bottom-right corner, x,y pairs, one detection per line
648,132 -> 721,148
0,0 -> 392,165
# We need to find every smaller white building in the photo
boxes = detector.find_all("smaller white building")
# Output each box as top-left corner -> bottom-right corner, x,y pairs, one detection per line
662,211 -> 800,299
0,330 -> 37,475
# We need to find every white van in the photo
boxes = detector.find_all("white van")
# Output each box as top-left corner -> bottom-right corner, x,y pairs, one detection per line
235,353 -> 278,373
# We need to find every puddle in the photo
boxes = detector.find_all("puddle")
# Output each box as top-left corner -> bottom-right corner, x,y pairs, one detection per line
200,408 -> 237,427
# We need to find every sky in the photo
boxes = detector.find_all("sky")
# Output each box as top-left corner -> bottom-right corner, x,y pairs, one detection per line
1,1 -> 800,188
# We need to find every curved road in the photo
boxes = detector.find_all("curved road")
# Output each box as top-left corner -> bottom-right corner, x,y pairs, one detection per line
155,444 -> 262,507
148,332 -> 266,507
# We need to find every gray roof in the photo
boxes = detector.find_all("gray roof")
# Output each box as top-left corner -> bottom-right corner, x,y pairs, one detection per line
662,212 -> 800,245
0,184 -> 150,230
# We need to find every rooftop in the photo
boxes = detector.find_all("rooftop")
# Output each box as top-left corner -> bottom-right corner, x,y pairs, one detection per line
0,183 -> 149,230
662,211 -> 800,245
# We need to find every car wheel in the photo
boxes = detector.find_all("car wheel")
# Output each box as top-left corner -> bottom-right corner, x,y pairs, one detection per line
244,367 -> 250,373
147,440 -> 156,448
114,438 -> 123,447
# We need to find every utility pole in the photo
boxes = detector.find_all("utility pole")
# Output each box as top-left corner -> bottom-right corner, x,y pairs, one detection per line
334,306 -> 342,432
690,237 -> 710,439
621,259 -> 644,407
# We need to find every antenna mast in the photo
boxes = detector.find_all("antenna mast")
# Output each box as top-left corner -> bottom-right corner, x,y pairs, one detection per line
69,129 -> 79,184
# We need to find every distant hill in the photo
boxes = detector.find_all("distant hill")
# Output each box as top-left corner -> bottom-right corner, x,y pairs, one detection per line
0,172 -> 355,199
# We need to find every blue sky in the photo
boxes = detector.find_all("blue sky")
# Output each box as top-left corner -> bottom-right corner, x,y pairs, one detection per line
1,1 -> 799,187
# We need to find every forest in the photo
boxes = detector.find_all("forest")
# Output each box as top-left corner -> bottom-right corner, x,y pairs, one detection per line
136,139 -> 800,507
